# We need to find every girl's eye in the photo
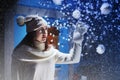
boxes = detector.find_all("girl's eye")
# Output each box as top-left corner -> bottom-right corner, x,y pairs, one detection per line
39,28 -> 47,33
38,27 -> 48,34
39,30 -> 42,33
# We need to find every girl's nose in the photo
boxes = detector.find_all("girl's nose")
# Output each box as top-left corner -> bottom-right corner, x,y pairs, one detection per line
42,30 -> 45,34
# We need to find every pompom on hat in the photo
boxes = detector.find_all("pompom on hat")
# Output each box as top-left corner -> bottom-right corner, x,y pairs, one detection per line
16,15 -> 48,32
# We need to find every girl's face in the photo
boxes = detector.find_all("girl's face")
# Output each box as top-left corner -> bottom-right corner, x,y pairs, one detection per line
35,24 -> 48,43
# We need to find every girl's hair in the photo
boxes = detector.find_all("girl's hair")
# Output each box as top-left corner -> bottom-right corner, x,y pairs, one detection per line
14,31 -> 48,51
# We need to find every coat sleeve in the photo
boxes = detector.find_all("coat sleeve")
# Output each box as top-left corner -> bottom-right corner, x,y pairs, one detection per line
55,42 -> 82,64
55,23 -> 88,64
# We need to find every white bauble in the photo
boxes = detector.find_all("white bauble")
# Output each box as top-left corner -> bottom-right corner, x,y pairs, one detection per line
72,9 -> 81,19
96,44 -> 105,54
52,0 -> 63,5
100,3 -> 111,15
16,16 -> 25,26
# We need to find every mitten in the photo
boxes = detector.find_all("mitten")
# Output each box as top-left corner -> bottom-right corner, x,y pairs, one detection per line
73,23 -> 88,44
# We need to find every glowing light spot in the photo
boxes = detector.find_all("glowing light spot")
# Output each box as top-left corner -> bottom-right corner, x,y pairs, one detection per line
67,38 -> 70,41
62,37 -> 65,39
61,45 -> 64,48
50,33 -> 52,35
50,39 -> 54,42
52,34 -> 55,37
85,53 -> 88,55
96,44 -> 105,54
58,43 -> 60,46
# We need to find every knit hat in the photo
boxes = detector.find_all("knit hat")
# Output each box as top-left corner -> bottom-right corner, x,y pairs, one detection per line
16,15 -> 48,32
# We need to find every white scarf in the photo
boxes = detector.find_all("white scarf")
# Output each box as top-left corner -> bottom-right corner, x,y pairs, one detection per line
19,45 -> 56,62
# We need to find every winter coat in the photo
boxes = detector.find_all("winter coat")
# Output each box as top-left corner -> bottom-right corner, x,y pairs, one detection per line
11,42 -> 82,80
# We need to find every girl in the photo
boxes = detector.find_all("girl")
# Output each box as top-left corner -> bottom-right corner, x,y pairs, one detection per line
11,15 -> 87,80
